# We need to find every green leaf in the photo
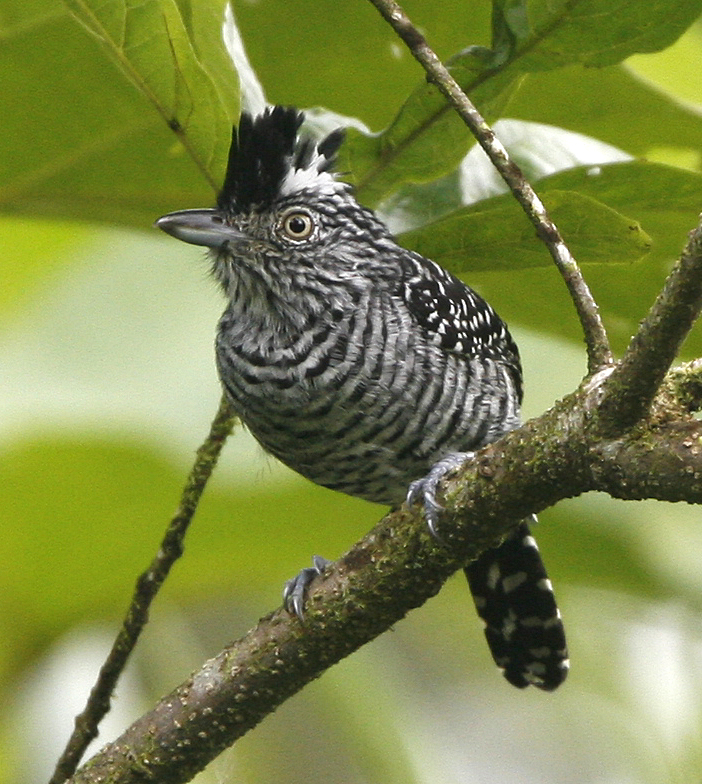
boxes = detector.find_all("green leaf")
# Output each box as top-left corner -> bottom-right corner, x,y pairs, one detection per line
520,0 -> 702,70
345,0 -> 702,205
542,161 -> 702,262
491,0 -> 531,66
398,189 -> 651,273
628,18 -> 702,109
344,53 -> 523,206
468,162 -> 702,353
508,62 -> 702,161
0,0 -> 225,225
60,0 -> 238,187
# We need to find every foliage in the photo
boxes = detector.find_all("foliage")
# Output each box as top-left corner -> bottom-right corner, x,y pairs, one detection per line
3,1 -> 702,783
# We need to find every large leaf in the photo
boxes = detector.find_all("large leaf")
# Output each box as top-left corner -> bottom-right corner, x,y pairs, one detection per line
542,161 -> 702,261
348,0 -> 702,205
468,161 -> 702,354
61,0 -> 239,186
0,0 -> 215,225
398,189 -> 651,273
344,53 -> 523,205
508,63 -> 702,161
514,0 -> 702,70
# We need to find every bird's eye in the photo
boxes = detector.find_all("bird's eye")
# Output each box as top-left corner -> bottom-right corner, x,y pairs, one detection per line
281,210 -> 315,241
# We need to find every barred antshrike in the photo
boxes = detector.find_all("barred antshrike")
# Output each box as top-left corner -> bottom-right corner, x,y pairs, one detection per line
156,106 -> 568,690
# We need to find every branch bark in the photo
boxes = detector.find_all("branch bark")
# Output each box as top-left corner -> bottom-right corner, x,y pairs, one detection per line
69,359 -> 702,783
596,219 -> 702,436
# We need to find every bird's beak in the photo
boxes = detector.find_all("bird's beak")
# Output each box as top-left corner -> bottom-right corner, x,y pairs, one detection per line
154,209 -> 246,249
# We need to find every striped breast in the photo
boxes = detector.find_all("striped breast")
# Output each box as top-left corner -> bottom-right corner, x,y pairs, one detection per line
215,285 -> 521,506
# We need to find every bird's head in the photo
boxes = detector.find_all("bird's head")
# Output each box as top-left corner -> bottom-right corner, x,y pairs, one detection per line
156,106 -> 393,305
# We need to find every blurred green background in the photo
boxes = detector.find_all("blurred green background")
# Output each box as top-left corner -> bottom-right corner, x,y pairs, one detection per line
4,1 -> 702,783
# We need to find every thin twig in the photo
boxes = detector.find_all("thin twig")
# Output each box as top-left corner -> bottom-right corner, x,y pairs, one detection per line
366,0 -> 613,373
596,216 -> 702,436
49,396 -> 236,784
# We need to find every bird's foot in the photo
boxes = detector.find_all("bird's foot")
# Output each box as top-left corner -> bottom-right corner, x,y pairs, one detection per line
406,452 -> 475,540
283,555 -> 331,619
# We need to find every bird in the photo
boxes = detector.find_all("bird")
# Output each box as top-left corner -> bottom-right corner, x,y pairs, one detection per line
155,105 -> 568,690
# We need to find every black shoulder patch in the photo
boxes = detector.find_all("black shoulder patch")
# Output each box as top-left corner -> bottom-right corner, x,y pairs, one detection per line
403,258 -> 522,398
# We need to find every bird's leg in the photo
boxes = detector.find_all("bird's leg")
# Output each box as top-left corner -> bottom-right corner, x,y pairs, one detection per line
406,451 -> 475,539
283,555 -> 332,619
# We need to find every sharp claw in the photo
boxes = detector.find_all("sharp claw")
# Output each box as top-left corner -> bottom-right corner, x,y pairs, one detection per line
283,556 -> 331,619
424,497 -> 446,543
291,590 -> 305,620
405,452 -> 475,543
406,476 -> 446,541
406,479 -> 422,508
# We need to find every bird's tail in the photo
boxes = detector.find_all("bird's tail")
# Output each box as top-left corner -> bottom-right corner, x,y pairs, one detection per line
464,521 -> 569,690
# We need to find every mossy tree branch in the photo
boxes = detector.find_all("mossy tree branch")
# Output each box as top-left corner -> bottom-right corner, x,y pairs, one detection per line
596,222 -> 702,436
665,359 -> 702,412
69,344 -> 702,783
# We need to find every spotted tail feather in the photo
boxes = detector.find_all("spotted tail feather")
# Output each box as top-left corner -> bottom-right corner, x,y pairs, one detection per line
465,522 -> 569,690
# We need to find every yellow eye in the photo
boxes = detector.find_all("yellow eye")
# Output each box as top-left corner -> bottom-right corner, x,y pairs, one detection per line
281,211 -> 315,241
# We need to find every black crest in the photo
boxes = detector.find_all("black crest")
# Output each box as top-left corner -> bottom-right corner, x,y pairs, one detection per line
217,106 -> 345,213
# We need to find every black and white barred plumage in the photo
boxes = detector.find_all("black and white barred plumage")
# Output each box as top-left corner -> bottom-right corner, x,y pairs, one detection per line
156,106 -> 568,690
